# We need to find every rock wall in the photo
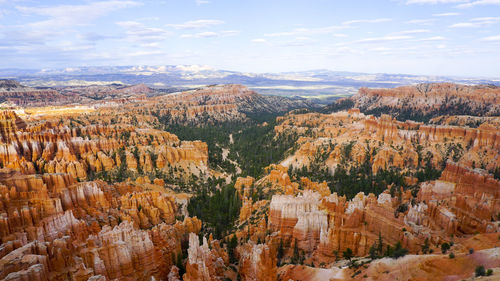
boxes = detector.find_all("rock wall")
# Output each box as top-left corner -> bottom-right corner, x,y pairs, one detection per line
269,191 -> 328,252
416,162 -> 500,235
0,169 -> 201,280
277,110 -> 500,174
0,111 -> 208,180
183,233 -> 226,281
238,242 -> 277,281
353,83 -> 500,116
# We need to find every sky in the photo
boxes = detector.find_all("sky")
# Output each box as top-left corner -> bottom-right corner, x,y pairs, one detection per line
0,0 -> 499,77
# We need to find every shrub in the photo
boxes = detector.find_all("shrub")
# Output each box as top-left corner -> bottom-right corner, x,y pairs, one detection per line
421,238 -> 430,254
448,252 -> 455,259
441,242 -> 450,254
475,265 -> 486,277
392,241 -> 409,259
343,248 -> 353,260
487,269 -> 493,276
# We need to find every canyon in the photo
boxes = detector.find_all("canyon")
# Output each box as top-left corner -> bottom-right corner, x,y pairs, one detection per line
0,81 -> 499,280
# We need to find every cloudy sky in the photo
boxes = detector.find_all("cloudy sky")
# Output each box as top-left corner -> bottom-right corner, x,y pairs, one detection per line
0,0 -> 499,77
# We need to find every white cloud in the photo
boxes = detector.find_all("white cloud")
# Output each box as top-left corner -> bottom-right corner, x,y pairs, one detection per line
405,19 -> 436,25
371,47 -> 393,52
392,29 -> 430,35
341,18 -> 392,25
471,16 -> 500,22
264,30 -> 302,37
433,12 -> 461,16
16,1 -> 141,29
220,30 -> 240,36
482,35 -> 500,41
279,37 -> 315,47
116,21 -> 171,43
252,38 -> 267,43
406,0 -> 467,3
128,50 -> 165,57
457,0 -> 500,8
0,1 -> 140,49
416,36 -> 446,41
195,0 -> 210,5
353,35 -> 414,44
181,32 -> 216,38
181,30 -> 239,38
167,19 -> 224,29
449,22 -> 480,27
264,18 -> 390,38
449,16 -> 500,27
406,0 -> 466,4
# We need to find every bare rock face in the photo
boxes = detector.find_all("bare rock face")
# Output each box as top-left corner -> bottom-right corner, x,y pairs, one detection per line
416,162 -> 500,235
0,83 -> 69,107
259,165 -> 298,195
235,176 -> 255,198
238,242 -> 277,281
317,192 -> 412,258
167,265 -> 181,281
118,190 -> 177,228
353,83 -> 500,117
358,247 -> 500,281
84,221 -> 160,280
269,191 -> 328,252
299,177 -> 330,197
276,110 -> 500,176
183,233 -> 226,281
0,168 -> 199,280
0,111 -> 209,181
266,175 -> 420,260
143,84 -> 313,126
0,111 -> 27,142
0,80 -> 156,107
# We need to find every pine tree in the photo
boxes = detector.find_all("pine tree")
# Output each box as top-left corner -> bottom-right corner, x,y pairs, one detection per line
421,238 -> 430,254
377,233 -> 383,256
343,248 -> 353,260
292,241 -> 300,264
277,239 -> 284,265
369,243 -> 378,259
228,234 -> 238,264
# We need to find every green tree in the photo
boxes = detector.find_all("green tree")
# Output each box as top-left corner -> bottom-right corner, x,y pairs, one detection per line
475,265 -> 486,277
441,242 -> 450,254
228,234 -> 238,264
421,238 -> 430,254
292,241 -> 300,264
277,239 -> 284,264
392,241 -> 408,258
343,248 -> 353,260
369,244 -> 378,259
176,252 -> 185,277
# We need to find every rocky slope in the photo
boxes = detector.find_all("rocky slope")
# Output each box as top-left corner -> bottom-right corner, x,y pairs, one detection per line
1,81 -> 499,280
223,107 -> 500,280
0,80 -> 155,107
228,159 -> 499,280
0,111 -> 208,182
0,80 -> 71,107
0,169 -> 202,281
325,83 -> 500,122
127,84 -> 314,126
276,109 -> 499,174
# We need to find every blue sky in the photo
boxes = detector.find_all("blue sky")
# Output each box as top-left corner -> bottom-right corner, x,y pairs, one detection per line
0,0 -> 499,77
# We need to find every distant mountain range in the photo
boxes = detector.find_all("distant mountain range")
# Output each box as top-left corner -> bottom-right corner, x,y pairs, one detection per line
1,65 -> 499,104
